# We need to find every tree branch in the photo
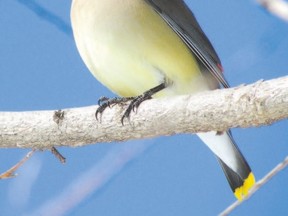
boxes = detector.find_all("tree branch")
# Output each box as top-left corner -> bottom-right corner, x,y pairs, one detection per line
0,76 -> 287,149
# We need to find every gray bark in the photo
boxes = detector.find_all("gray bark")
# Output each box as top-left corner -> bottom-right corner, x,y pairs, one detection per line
0,76 -> 287,149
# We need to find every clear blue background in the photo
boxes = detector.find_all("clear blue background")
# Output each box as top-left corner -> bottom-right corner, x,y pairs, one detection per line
0,0 -> 287,215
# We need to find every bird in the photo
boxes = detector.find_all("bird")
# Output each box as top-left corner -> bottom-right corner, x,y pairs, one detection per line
70,0 -> 255,200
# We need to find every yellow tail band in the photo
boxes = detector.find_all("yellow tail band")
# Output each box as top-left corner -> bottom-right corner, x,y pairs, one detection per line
234,172 -> 256,200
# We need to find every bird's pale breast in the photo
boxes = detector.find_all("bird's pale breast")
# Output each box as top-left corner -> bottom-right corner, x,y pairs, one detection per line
71,0 -> 209,97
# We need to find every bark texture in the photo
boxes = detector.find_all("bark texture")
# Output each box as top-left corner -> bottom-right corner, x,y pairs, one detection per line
0,76 -> 287,149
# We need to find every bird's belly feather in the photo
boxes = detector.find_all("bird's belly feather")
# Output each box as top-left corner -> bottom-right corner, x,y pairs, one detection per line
72,0 -> 210,97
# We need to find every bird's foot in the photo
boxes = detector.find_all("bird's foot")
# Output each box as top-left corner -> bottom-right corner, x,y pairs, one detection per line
95,95 -> 151,124
96,83 -> 166,124
121,83 -> 166,124
120,94 -> 152,125
95,96 -> 133,120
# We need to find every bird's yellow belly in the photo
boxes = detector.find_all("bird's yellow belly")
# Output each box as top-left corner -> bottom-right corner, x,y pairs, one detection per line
72,0 -> 210,97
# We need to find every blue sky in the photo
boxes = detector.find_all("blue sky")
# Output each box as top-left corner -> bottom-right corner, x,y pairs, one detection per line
0,0 -> 288,215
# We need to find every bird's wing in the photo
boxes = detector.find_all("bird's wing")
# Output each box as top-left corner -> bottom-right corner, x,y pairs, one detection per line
145,0 -> 230,88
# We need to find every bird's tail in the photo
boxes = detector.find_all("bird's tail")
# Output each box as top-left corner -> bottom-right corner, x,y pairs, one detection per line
197,131 -> 255,200
217,156 -> 255,200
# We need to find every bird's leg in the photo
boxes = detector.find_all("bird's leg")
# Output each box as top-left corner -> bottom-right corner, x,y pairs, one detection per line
121,83 -> 166,124
96,83 -> 166,123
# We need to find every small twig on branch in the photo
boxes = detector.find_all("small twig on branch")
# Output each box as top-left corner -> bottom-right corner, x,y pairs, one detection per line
219,156 -> 288,216
257,0 -> 288,21
0,76 -> 287,149
0,149 -> 36,179
51,147 -> 66,164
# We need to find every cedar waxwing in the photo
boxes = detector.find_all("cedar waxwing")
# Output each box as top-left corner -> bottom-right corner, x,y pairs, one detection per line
70,0 -> 255,200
